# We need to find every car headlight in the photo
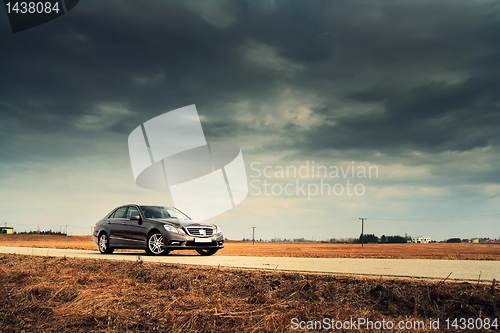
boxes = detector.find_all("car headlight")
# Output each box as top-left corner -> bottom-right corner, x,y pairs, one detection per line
163,225 -> 176,233
163,224 -> 185,234
215,226 -> 222,235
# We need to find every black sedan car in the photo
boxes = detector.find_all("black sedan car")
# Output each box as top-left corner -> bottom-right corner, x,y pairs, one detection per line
93,204 -> 224,256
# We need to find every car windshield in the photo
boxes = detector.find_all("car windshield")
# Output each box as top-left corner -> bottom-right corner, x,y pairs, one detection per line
139,206 -> 190,220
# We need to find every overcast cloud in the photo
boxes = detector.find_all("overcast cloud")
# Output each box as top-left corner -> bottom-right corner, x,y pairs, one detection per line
0,0 -> 499,240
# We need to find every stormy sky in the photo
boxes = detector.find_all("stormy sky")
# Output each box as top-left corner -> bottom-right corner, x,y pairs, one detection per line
0,0 -> 499,240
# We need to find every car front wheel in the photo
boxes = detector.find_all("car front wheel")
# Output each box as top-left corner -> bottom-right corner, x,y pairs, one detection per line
196,248 -> 218,256
98,233 -> 114,254
145,232 -> 165,256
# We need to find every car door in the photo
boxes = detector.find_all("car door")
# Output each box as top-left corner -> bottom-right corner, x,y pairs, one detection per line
121,205 -> 148,247
107,206 -> 128,246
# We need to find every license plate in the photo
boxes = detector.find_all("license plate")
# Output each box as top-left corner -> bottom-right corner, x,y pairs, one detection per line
194,238 -> 212,243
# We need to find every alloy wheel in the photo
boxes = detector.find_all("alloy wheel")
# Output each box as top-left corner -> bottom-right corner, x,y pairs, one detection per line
148,233 -> 164,255
99,234 -> 107,253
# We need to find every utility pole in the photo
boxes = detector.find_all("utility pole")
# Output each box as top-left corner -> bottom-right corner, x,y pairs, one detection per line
251,227 -> 256,245
359,218 -> 367,247
66,225 -> 68,235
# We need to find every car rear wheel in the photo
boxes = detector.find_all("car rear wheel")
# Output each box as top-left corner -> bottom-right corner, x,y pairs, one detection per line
98,233 -> 114,254
196,248 -> 218,256
145,232 -> 165,255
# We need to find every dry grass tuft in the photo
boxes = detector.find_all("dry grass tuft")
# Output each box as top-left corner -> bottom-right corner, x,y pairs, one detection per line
0,254 -> 498,332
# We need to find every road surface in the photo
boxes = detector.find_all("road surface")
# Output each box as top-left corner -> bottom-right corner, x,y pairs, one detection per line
0,246 -> 498,282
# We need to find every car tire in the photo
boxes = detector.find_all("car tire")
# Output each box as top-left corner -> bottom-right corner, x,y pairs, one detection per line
98,233 -> 114,254
145,232 -> 165,256
196,248 -> 218,256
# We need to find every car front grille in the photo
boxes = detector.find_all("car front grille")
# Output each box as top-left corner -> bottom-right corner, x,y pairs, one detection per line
186,226 -> 214,237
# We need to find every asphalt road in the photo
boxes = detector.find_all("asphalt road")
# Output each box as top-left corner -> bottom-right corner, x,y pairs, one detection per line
0,246 -> 498,282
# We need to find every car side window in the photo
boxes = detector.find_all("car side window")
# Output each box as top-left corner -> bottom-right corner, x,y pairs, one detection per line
142,207 -> 153,218
113,207 -> 127,219
141,206 -> 172,219
127,206 -> 139,219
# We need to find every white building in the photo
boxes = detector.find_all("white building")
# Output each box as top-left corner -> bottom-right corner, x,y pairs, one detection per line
0,226 -> 14,234
412,237 -> 431,244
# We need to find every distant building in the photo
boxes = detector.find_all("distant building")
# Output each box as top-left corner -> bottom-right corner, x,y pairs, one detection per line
0,226 -> 14,234
471,238 -> 479,243
412,237 -> 431,244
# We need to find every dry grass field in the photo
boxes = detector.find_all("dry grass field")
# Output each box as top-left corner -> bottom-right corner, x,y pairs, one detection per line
220,241 -> 500,260
0,235 -> 95,251
1,234 -> 499,260
0,253 -> 498,332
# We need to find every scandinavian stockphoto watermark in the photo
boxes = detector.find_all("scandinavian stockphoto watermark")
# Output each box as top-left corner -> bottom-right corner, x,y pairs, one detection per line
249,161 -> 378,199
127,105 -> 248,221
290,317 -> 498,330
291,317 -> 431,330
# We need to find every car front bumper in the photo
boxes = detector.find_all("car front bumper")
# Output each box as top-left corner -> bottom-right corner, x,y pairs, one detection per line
162,231 -> 224,250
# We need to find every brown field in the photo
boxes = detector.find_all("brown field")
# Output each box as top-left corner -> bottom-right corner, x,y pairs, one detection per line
1,234 -> 499,260
0,253 -> 498,332
220,241 -> 500,260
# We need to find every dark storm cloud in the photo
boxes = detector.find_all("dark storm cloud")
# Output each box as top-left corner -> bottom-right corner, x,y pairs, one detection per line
294,73 -> 500,153
1,0 -> 500,162
247,1 -> 500,155
2,0 -> 500,240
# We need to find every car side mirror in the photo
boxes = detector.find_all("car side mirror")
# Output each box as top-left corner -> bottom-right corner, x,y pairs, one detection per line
130,215 -> 143,225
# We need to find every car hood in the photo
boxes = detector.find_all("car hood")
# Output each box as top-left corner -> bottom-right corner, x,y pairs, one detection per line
152,219 -> 216,228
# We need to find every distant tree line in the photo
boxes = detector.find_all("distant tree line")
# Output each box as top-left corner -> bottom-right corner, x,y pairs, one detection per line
241,234 -> 413,244
379,234 -> 412,243
353,234 -> 412,244
241,236 -> 497,243
242,238 -> 319,242
446,238 -> 461,243
16,230 -> 67,236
